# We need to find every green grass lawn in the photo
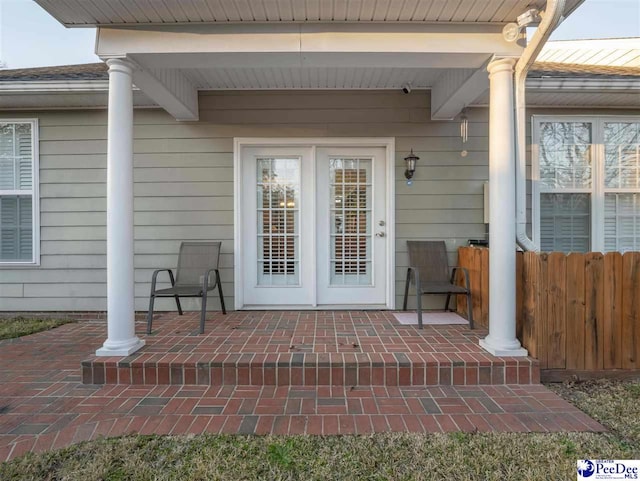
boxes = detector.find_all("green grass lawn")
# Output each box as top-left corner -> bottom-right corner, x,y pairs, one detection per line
0,316 -> 75,341
1,379 -> 639,480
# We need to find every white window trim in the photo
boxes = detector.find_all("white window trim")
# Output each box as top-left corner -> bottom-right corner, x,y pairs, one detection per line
532,115 -> 640,253
0,118 -> 40,266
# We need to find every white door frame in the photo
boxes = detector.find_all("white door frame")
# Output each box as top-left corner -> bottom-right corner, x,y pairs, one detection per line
233,137 -> 395,310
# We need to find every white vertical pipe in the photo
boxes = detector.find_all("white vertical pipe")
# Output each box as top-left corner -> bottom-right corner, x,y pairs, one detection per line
515,0 -> 566,252
479,58 -> 527,357
96,58 -> 145,357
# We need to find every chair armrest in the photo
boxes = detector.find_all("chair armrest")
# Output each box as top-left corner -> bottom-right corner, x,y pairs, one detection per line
202,268 -> 220,291
450,267 -> 470,289
406,266 -> 421,291
150,269 -> 176,294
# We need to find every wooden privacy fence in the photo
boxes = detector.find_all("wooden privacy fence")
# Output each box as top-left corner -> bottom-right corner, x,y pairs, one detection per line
456,247 -> 640,374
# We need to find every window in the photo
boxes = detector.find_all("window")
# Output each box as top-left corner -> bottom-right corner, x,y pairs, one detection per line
329,157 -> 372,285
0,120 -> 39,264
533,117 -> 640,253
257,157 -> 300,285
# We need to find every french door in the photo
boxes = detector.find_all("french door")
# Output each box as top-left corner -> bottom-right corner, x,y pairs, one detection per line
238,141 -> 390,308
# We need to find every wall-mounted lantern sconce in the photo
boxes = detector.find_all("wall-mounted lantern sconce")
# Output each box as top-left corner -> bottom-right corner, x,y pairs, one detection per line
404,149 -> 419,182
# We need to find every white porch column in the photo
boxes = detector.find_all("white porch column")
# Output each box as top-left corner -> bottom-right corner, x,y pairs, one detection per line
96,58 -> 145,357
479,58 -> 528,357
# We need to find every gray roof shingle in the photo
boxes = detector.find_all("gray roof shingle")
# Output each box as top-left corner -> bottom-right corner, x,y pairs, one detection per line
0,63 -> 108,82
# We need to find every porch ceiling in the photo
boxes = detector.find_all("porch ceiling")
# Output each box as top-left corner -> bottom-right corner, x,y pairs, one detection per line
36,0 -> 584,26
95,24 -> 517,120
181,66 -> 444,90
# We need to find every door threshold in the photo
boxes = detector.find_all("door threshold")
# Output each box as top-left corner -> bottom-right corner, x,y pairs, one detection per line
240,304 -> 391,311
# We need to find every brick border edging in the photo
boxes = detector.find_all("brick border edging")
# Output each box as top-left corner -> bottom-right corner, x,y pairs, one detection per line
83,356 -> 540,386
0,402 -> 602,464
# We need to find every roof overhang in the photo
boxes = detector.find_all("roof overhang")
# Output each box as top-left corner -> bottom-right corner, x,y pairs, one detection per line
93,23 -> 524,120
0,80 -> 154,110
30,0 -> 589,120
35,0 -> 584,27
5,72 -> 638,111
470,76 -> 640,108
527,77 -> 640,90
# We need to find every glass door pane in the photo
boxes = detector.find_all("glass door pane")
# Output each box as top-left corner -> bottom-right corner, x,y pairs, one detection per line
329,157 -> 372,285
256,157 -> 300,286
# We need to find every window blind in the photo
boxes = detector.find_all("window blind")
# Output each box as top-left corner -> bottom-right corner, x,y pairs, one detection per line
0,121 -> 36,263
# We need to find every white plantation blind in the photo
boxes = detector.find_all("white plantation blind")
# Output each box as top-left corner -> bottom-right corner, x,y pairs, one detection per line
604,193 -> 640,252
535,117 -> 640,253
540,193 -> 590,252
0,196 -> 32,261
0,120 -> 38,264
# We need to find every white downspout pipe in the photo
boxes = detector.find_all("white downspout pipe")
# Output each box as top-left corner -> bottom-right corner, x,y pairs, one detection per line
514,0 -> 566,251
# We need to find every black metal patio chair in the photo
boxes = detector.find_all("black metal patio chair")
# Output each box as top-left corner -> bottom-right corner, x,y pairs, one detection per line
402,240 -> 473,330
147,241 -> 226,335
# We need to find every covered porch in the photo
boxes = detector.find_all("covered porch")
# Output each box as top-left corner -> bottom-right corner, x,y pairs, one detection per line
92,26 -> 528,360
27,0 -> 586,362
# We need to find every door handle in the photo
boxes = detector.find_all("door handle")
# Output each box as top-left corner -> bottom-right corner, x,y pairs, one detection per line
376,232 -> 385,237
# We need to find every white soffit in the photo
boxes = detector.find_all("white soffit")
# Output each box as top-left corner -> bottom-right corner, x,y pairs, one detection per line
181,66 -> 444,89
539,39 -> 640,68
36,0 -> 583,26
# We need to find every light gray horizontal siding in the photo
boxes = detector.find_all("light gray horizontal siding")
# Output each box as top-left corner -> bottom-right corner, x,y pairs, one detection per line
1,91 -> 491,311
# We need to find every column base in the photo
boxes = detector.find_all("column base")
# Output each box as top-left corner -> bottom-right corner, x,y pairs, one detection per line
479,337 -> 528,357
96,337 -> 145,357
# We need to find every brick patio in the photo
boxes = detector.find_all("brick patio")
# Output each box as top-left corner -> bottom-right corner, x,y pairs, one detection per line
82,311 -> 539,386
0,312 -> 606,463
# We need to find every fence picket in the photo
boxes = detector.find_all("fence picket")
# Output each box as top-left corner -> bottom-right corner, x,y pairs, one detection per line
584,253 -> 604,370
603,252 -> 623,369
516,252 -> 524,342
566,253 -> 586,370
470,248 -> 483,327
480,248 -> 490,328
622,253 -> 640,369
538,253 -> 549,369
521,251 -> 538,359
547,253 -> 567,369
456,247 -> 472,318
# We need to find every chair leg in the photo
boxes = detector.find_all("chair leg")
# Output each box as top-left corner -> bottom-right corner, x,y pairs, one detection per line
200,292 -> 208,334
146,295 -> 155,335
174,295 -> 183,315
444,293 -> 452,312
403,269 -> 411,311
416,291 -> 423,330
466,292 -> 474,329
216,271 -> 226,314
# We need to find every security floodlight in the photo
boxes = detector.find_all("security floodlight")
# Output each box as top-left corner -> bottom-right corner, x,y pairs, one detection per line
517,9 -> 541,27
503,8 -> 541,42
